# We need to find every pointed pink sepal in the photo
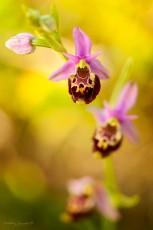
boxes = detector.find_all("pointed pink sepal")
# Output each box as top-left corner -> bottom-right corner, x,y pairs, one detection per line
62,52 -> 79,63
73,27 -> 92,57
88,106 -> 108,124
96,187 -> 120,221
121,120 -> 139,143
116,81 -> 138,114
90,59 -> 110,79
49,60 -> 75,81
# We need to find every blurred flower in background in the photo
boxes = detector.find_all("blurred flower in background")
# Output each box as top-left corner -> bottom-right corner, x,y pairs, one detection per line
89,81 -> 138,158
61,176 -> 119,222
0,0 -> 153,230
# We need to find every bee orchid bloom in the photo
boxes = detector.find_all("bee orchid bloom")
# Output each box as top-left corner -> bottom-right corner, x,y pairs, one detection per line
5,33 -> 36,55
89,81 -> 139,158
62,177 -> 120,222
50,27 -> 109,104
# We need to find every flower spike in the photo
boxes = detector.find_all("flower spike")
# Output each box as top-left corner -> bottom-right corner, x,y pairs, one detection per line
50,26 -> 109,104
88,81 -> 139,158
62,177 -> 120,222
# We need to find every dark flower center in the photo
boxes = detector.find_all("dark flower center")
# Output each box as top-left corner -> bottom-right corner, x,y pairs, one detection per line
77,66 -> 90,78
68,60 -> 101,104
65,194 -> 95,221
93,118 -> 123,158
100,123 -> 117,139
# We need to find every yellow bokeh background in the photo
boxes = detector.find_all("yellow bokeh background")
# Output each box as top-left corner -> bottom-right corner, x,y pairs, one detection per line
0,0 -> 153,229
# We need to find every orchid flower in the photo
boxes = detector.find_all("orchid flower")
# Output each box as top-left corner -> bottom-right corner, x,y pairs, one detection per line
62,176 -> 120,222
89,81 -> 139,157
5,33 -> 36,55
50,27 -> 109,104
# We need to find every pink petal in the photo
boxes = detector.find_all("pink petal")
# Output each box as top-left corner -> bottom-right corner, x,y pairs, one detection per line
73,27 -> 92,57
49,61 -> 75,81
85,52 -> 102,63
116,81 -> 138,114
121,114 -> 138,121
103,101 -> 112,113
88,106 -> 108,124
90,59 -> 109,79
62,52 -> 79,63
67,177 -> 95,196
121,120 -> 139,143
96,187 -> 120,221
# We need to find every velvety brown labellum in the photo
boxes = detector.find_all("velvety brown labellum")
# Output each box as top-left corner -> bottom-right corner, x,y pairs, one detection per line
93,119 -> 123,158
68,65 -> 101,104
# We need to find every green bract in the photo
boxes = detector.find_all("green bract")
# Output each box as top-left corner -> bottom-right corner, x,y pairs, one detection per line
22,5 -> 66,53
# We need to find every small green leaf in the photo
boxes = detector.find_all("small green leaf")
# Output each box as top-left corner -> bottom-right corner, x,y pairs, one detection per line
51,31 -> 62,43
36,29 -> 67,52
118,194 -> 139,208
110,191 -> 139,209
44,34 -> 67,52
51,5 -> 59,30
22,4 -> 66,54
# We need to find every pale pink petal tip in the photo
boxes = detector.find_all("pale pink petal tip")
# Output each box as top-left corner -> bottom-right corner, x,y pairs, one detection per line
49,61 -> 75,81
88,106 -> 108,124
67,177 -> 95,196
116,81 -> 138,113
121,120 -> 139,143
73,26 -> 92,57
90,59 -> 110,79
96,187 -> 120,221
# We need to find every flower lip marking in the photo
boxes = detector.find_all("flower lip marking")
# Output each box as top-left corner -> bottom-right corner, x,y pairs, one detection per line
93,118 -> 123,158
61,177 -> 120,222
65,194 -> 95,221
77,66 -> 89,79
68,59 -> 101,104
75,59 -> 91,79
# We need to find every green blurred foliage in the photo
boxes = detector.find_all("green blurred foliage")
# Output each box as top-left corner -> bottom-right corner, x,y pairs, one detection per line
0,0 -> 153,230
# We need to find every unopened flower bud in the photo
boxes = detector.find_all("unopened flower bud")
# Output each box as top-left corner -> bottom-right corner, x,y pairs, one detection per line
5,33 -> 35,55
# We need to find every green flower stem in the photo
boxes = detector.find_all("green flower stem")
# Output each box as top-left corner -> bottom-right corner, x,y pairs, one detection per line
103,218 -> 116,230
100,158 -> 117,230
101,58 -> 137,230
104,57 -> 134,195
103,152 -> 139,212
31,38 -> 67,60
103,58 -> 133,201
58,52 -> 68,61
103,157 -> 118,193
31,38 -> 51,48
